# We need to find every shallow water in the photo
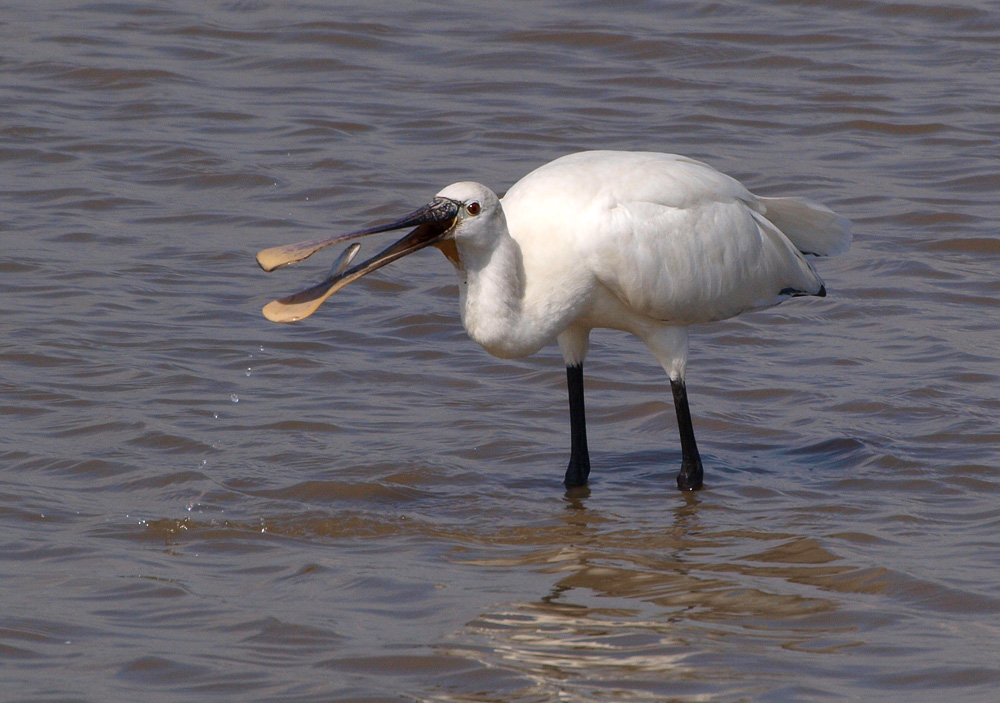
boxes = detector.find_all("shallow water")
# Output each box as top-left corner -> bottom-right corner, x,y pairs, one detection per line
2,1 -> 999,701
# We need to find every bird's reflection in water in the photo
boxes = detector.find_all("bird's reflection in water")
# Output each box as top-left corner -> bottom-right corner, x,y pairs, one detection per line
440,490 -> 861,701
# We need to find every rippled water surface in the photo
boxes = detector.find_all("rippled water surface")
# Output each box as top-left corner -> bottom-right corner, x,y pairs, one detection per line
3,1 -> 999,701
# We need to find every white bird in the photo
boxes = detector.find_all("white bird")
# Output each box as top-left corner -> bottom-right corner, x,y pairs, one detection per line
257,151 -> 850,491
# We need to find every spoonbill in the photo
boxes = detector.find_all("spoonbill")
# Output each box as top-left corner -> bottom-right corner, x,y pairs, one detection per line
257,151 -> 850,491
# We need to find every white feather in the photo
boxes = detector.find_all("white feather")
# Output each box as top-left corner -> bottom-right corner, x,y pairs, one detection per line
439,151 -> 847,377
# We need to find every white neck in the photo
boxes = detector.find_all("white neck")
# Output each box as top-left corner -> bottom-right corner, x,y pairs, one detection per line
453,233 -> 552,359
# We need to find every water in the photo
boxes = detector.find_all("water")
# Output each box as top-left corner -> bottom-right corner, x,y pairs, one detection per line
2,1 -> 998,701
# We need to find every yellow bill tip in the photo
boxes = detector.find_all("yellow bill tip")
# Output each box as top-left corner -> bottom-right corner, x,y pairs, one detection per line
262,298 -> 318,323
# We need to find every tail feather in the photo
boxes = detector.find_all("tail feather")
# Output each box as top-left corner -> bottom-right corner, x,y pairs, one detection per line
756,196 -> 851,257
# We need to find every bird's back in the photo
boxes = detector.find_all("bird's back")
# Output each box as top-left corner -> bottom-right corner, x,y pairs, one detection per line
501,151 -> 847,326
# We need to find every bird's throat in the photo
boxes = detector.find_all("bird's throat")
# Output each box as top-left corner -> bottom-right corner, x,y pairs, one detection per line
434,239 -> 462,269
457,236 -> 545,360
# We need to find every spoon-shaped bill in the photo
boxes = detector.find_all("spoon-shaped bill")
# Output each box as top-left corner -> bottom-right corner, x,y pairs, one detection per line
255,198 -> 459,272
261,210 -> 458,323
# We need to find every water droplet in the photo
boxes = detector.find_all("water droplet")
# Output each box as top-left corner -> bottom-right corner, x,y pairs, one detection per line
230,393 -> 239,403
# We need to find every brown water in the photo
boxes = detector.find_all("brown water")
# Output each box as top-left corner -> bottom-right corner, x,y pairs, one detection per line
3,1 -> 999,701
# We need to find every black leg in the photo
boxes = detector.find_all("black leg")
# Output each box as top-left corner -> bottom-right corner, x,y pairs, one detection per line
670,377 -> 704,491
564,364 -> 590,487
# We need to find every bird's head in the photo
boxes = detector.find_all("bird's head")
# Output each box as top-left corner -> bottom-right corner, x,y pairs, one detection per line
432,182 -> 505,267
256,182 -> 503,323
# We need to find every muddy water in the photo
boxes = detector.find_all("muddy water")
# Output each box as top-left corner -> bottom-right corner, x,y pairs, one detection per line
2,1 -> 998,701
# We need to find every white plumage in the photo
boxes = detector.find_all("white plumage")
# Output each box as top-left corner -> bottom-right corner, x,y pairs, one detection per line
258,150 -> 851,491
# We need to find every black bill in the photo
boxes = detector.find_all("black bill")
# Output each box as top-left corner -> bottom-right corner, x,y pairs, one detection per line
259,197 -> 459,323
256,197 -> 460,272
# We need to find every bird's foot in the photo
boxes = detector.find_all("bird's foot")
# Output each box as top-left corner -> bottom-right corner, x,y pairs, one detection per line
564,459 -> 590,488
676,460 -> 703,491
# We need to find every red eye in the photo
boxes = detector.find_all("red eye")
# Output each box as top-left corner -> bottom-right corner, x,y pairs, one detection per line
467,202 -> 481,216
